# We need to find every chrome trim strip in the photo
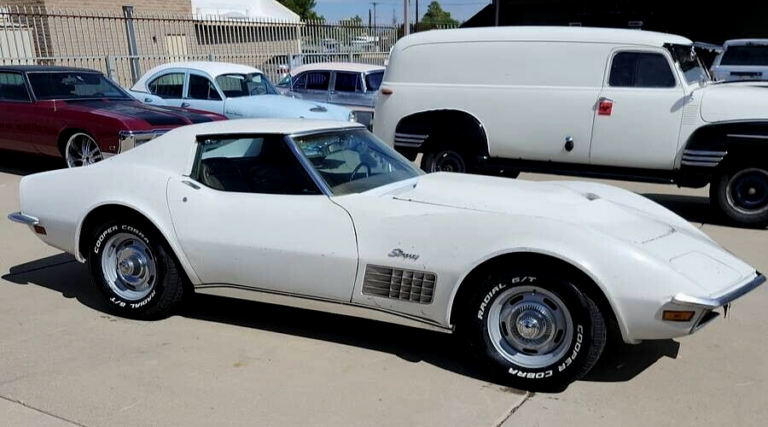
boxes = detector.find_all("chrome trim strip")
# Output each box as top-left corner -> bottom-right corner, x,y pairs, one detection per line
394,137 -> 425,144
8,212 -> 39,225
682,155 -> 725,162
394,132 -> 428,139
683,149 -> 728,156
681,160 -> 720,167
672,274 -> 766,308
194,283 -> 452,333
727,134 -> 768,140
283,135 -> 334,196
394,142 -> 422,148
288,125 -> 365,139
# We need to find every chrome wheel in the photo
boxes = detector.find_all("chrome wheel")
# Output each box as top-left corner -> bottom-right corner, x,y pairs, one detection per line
726,168 -> 768,215
100,233 -> 157,301
430,150 -> 466,173
487,286 -> 573,369
65,133 -> 103,167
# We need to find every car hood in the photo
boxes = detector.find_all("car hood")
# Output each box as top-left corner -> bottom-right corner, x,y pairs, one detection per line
224,95 -> 351,121
700,82 -> 768,122
388,173 -> 685,245
384,173 -> 755,295
59,99 -> 218,126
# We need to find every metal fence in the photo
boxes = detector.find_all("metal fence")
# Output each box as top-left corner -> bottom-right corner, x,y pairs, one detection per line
0,5 -> 400,87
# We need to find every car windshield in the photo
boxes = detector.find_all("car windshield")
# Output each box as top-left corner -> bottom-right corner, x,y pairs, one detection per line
721,44 -> 768,66
668,44 -> 711,85
292,129 -> 422,195
27,71 -> 129,100
215,72 -> 278,97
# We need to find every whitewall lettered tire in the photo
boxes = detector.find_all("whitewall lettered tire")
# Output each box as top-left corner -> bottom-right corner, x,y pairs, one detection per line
466,271 -> 606,390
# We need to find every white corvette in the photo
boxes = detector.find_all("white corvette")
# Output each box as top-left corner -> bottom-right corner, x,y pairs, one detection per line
8,119 -> 764,389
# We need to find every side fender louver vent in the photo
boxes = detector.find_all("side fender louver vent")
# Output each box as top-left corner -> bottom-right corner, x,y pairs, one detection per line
363,265 -> 436,304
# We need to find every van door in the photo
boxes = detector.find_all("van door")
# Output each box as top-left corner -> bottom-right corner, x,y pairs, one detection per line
590,49 -> 686,169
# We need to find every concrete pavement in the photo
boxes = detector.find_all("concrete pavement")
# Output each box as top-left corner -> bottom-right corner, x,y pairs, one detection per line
1,158 -> 766,426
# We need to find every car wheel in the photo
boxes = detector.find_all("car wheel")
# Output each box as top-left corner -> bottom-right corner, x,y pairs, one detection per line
87,219 -> 185,319
421,146 -> 471,173
711,164 -> 768,227
465,271 -> 606,390
65,132 -> 104,168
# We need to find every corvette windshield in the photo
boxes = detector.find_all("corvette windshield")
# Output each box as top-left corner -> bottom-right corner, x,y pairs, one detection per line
28,72 -> 130,100
216,73 -> 278,97
292,129 -> 422,195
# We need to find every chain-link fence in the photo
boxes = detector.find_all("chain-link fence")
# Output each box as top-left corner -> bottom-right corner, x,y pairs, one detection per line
0,5 -> 400,87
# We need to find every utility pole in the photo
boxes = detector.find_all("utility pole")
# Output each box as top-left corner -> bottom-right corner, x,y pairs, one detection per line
415,0 -> 419,32
371,2 -> 379,28
403,0 -> 410,35
494,0 -> 500,26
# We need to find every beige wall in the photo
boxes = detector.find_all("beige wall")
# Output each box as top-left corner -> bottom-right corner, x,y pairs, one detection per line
8,0 -> 192,14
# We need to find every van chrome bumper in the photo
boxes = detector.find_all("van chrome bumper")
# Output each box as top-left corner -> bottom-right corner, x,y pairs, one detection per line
8,212 -> 39,225
672,273 -> 766,309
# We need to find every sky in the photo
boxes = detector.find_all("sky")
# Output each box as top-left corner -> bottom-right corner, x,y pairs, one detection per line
314,0 -> 490,25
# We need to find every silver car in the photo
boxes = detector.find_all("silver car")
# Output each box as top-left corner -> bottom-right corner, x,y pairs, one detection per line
277,63 -> 385,129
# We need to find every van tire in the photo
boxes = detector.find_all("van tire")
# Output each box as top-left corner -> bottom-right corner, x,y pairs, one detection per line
421,145 -> 472,173
711,163 -> 768,227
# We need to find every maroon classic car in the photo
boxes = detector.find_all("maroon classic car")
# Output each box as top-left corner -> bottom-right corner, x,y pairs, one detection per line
0,65 -> 226,167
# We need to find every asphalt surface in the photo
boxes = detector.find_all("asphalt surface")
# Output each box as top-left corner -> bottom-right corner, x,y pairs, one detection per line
1,153 -> 766,427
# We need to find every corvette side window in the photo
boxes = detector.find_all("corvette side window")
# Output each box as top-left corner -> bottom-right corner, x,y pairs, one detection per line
0,72 -> 30,102
188,74 -> 222,101
193,135 -> 321,196
609,52 -> 676,88
148,73 -> 184,99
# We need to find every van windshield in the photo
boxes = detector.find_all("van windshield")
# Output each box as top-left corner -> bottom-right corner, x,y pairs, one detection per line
668,44 -> 711,85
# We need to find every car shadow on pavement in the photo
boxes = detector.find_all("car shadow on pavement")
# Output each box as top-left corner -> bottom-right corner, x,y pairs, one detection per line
3,253 -> 676,392
0,150 -> 63,176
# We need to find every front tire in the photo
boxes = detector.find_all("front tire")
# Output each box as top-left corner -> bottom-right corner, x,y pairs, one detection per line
465,271 -> 606,390
87,219 -> 185,319
64,132 -> 104,168
711,163 -> 768,227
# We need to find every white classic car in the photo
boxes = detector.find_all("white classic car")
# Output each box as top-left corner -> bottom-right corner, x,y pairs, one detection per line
375,27 -> 768,226
8,119 -> 764,389
129,62 -> 356,123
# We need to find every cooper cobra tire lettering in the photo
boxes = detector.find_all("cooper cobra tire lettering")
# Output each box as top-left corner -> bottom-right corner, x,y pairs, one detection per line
509,368 -> 553,378
558,325 -> 584,373
94,226 -> 118,254
121,225 -> 149,244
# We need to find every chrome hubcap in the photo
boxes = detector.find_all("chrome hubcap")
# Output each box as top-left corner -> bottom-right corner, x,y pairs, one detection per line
101,233 -> 156,301
432,150 -> 465,173
487,286 -> 573,369
65,133 -> 103,168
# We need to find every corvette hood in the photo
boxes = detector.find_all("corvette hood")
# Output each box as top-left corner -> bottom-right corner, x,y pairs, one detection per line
224,95 -> 351,121
60,99 -> 217,126
391,173 -> 676,244
700,82 -> 768,122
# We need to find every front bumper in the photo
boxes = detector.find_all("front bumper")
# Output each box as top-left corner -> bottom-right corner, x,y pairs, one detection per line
118,130 -> 167,153
672,273 -> 765,332
8,212 -> 39,225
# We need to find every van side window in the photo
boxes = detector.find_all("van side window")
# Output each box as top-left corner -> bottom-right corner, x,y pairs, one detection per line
609,52 -> 676,88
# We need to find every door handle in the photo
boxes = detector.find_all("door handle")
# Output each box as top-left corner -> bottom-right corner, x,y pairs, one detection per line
144,97 -> 153,103
182,180 -> 200,190
181,102 -> 191,108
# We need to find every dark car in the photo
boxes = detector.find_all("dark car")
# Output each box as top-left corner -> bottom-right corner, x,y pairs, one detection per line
0,65 -> 227,167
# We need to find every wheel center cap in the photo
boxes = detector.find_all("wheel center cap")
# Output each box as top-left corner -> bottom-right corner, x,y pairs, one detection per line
748,187 -> 757,196
119,259 -> 134,275
517,313 -> 545,340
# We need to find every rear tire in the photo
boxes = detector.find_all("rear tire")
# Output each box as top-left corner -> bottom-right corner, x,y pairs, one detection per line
421,145 -> 472,173
464,270 -> 606,391
87,219 -> 185,319
711,163 -> 768,227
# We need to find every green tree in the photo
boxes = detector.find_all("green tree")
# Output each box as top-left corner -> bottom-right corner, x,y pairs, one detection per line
278,0 -> 323,21
342,14 -> 364,26
421,1 -> 458,27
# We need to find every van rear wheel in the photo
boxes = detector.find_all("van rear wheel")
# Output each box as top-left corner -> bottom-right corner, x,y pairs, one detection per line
711,163 -> 768,227
421,146 -> 471,173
